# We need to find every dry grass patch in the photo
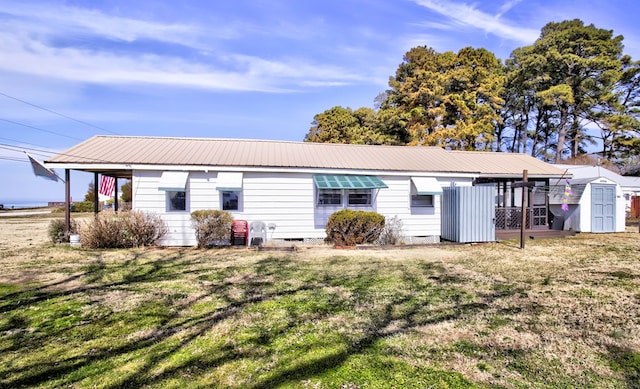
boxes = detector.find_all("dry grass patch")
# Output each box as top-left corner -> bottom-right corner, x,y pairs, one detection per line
0,214 -> 639,388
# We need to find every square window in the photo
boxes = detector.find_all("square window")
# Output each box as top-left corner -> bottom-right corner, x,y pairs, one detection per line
168,191 -> 186,211
318,189 -> 342,206
222,191 -> 239,211
411,194 -> 433,207
348,190 -> 372,206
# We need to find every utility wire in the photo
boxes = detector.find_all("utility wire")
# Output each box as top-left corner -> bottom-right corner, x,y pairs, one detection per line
0,142 -> 111,163
0,136 -> 53,150
1,118 -> 84,141
0,145 -> 52,159
0,90 -> 119,135
0,156 -> 28,163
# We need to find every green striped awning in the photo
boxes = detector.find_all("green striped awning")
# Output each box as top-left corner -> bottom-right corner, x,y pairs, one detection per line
313,175 -> 388,189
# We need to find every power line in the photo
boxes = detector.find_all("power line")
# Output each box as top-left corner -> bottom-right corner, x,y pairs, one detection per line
0,90 -> 119,135
0,156 -> 27,163
0,145 -> 52,159
0,142 -> 110,163
0,136 -> 53,150
1,118 -> 84,141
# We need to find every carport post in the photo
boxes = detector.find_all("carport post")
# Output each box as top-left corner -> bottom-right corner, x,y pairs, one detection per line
520,170 -> 528,249
114,177 -> 118,212
65,169 -> 71,236
94,172 -> 99,215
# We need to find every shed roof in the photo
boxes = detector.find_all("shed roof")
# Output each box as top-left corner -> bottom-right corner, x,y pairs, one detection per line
46,135 -> 568,177
554,164 -> 640,190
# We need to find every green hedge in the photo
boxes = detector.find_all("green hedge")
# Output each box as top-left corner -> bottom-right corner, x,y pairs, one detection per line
71,201 -> 94,213
325,209 -> 385,246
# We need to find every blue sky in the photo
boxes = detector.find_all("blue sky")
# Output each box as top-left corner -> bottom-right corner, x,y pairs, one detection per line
0,0 -> 638,203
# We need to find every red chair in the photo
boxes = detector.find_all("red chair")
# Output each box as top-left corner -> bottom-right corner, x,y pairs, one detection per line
231,220 -> 248,246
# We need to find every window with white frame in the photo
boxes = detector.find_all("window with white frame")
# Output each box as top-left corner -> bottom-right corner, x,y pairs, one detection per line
216,172 -> 243,212
410,177 -> 440,208
348,190 -> 372,206
167,190 -> 187,211
411,193 -> 434,207
222,191 -> 240,211
158,171 -> 189,212
317,189 -> 342,206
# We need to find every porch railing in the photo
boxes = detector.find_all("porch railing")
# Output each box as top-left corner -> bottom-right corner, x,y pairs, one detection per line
495,206 -> 548,230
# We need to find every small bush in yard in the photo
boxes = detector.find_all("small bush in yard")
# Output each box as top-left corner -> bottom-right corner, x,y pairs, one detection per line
191,210 -> 234,248
48,218 -> 79,243
80,210 -> 167,249
325,209 -> 385,246
121,210 -> 168,247
376,215 -> 404,245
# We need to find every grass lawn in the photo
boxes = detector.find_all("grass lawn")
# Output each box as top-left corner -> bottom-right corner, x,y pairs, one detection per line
0,215 -> 639,388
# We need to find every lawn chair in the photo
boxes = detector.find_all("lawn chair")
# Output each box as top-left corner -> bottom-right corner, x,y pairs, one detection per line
249,221 -> 267,246
231,220 -> 248,246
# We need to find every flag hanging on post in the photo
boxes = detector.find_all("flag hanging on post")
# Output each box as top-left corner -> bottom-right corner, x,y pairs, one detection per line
25,152 -> 62,182
99,175 -> 116,197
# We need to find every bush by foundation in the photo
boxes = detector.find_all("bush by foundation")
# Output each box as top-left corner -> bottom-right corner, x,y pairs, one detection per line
325,209 -> 385,247
80,210 -> 167,249
191,210 -> 234,248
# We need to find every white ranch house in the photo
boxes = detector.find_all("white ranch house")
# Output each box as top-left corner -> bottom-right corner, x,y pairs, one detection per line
47,136 -> 568,246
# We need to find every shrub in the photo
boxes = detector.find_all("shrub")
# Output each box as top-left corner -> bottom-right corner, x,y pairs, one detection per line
191,210 -> 234,248
48,218 -> 79,243
325,209 -> 385,246
121,211 -> 168,247
376,215 -> 404,245
71,201 -> 94,213
80,210 -> 167,249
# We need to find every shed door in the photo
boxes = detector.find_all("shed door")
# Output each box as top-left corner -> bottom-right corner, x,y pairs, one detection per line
591,184 -> 616,233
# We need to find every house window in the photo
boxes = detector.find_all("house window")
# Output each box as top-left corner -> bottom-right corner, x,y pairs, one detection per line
168,191 -> 186,211
348,190 -> 372,206
222,191 -> 240,211
410,177 -> 440,208
318,189 -> 342,206
411,194 -> 434,207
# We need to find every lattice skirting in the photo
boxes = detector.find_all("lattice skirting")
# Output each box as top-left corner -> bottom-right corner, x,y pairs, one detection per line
401,235 -> 440,244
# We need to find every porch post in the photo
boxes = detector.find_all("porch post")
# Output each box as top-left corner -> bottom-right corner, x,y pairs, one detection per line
114,177 -> 119,212
94,172 -> 99,215
520,170 -> 528,249
65,169 -> 71,236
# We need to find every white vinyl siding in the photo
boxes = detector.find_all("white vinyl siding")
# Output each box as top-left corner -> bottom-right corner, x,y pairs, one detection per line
133,170 -> 194,246
132,170 -> 476,246
375,176 -> 442,238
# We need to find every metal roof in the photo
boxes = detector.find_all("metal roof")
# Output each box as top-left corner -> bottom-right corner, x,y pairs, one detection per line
449,151 -> 568,178
45,135 -> 567,177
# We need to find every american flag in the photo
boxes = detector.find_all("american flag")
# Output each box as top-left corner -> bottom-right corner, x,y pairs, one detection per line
99,175 -> 116,197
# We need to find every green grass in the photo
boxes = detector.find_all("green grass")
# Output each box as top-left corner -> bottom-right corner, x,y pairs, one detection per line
0,230 -> 639,388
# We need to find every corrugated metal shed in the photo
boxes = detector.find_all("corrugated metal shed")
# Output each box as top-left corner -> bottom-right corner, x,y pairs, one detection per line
441,186 -> 495,243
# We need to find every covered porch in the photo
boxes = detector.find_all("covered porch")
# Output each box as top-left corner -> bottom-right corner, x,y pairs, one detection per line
475,177 -> 573,240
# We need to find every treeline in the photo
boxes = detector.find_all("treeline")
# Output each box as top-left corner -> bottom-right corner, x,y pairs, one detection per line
304,20 -> 640,168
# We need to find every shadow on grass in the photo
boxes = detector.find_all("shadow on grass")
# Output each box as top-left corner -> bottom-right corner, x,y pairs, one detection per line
0,248 -> 611,388
605,345 -> 640,389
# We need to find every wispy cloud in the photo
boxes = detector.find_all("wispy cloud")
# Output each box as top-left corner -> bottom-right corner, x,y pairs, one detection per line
0,2 -> 369,92
411,0 -> 539,44
0,2 -> 211,47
